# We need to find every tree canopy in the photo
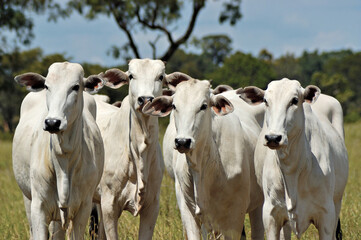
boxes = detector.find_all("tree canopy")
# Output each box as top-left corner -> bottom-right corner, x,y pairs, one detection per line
1,0 -> 242,62
1,47 -> 361,135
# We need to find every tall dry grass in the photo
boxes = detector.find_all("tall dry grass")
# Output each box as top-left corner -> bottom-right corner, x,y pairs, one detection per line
0,121 -> 360,239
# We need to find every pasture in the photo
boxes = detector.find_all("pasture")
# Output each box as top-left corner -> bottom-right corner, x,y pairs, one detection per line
0,121 -> 360,239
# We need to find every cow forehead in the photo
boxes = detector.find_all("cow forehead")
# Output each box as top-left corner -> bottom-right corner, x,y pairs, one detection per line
266,78 -> 302,100
46,62 -> 84,85
173,79 -> 211,106
128,59 -> 165,76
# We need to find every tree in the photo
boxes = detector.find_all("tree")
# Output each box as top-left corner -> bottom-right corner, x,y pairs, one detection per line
297,49 -> 353,86
258,48 -> 273,62
207,51 -> 276,89
12,0 -> 241,62
166,49 -> 216,78
0,0 -> 69,54
191,34 -> 232,65
273,53 -> 302,80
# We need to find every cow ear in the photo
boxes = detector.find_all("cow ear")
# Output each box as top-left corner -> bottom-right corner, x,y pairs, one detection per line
236,86 -> 265,105
165,72 -> 192,91
210,95 -> 234,116
102,68 -> 129,89
212,84 -> 233,95
162,88 -> 174,96
112,101 -> 122,108
84,74 -> 105,94
142,96 -> 173,117
14,73 -> 46,92
304,85 -> 321,104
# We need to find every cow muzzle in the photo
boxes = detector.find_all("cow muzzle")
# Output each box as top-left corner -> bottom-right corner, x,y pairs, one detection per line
264,134 -> 283,149
138,96 -> 154,109
174,138 -> 192,153
44,118 -> 62,133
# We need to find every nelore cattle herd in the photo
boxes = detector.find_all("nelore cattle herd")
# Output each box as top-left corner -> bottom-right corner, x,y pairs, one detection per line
12,60 -> 348,240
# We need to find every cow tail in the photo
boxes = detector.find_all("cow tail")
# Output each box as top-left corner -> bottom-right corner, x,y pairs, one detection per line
89,205 -> 99,240
241,226 -> 246,240
336,218 -> 342,240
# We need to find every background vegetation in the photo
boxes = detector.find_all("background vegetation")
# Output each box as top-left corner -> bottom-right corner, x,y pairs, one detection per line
1,47 -> 361,134
1,0 -> 361,133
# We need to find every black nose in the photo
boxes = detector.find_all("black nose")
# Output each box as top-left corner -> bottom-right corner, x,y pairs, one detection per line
265,134 -> 282,144
138,96 -> 154,106
44,118 -> 61,133
175,138 -> 192,149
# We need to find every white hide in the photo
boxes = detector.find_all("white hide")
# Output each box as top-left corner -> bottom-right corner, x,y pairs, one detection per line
311,93 -> 345,140
93,94 -> 110,103
144,79 -> 264,240
162,111 -> 177,180
94,59 -> 165,239
12,62 -> 104,240
242,79 -> 348,239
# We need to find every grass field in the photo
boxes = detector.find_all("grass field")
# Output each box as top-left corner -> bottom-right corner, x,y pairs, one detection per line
0,121 -> 360,239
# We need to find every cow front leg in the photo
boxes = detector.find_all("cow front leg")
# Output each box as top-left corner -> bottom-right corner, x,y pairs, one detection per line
318,206 -> 337,240
262,201 -> 284,240
69,199 -> 93,240
101,192 -> 120,240
49,221 -> 65,240
23,195 -> 33,240
249,205 -> 264,240
175,177 -> 202,240
30,198 -> 50,240
280,222 -> 291,240
138,198 -> 160,240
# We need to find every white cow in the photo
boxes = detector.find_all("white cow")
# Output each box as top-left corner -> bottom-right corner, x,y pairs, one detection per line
143,79 -> 264,240
92,59 -> 187,239
162,85 -> 255,181
12,62 -> 105,240
239,78 -> 348,240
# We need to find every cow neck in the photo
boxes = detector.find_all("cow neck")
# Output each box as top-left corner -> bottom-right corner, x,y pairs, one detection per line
186,117 -> 224,216
128,105 -> 158,213
50,108 -> 83,210
275,110 -> 312,218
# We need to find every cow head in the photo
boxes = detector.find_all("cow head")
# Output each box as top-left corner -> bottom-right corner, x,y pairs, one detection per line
143,79 -> 233,153
239,78 -> 320,149
15,62 -> 104,133
101,59 -> 191,113
125,59 -> 167,111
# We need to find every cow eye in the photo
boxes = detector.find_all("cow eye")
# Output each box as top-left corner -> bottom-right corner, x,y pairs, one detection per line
200,103 -> 207,111
172,104 -> 176,110
72,85 -> 80,91
263,98 -> 268,106
129,74 -> 133,80
291,97 -> 298,105
158,75 -> 164,81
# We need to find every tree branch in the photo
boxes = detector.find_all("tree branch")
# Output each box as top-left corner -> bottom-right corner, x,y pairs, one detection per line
149,35 -> 161,59
135,6 -> 174,45
109,1 -> 141,59
160,0 -> 205,61
108,0 -> 205,61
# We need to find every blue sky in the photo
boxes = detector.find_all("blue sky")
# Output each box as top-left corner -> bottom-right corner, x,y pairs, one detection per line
23,0 -> 361,66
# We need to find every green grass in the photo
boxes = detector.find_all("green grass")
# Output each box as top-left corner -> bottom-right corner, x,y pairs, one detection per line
1,121 -> 360,239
